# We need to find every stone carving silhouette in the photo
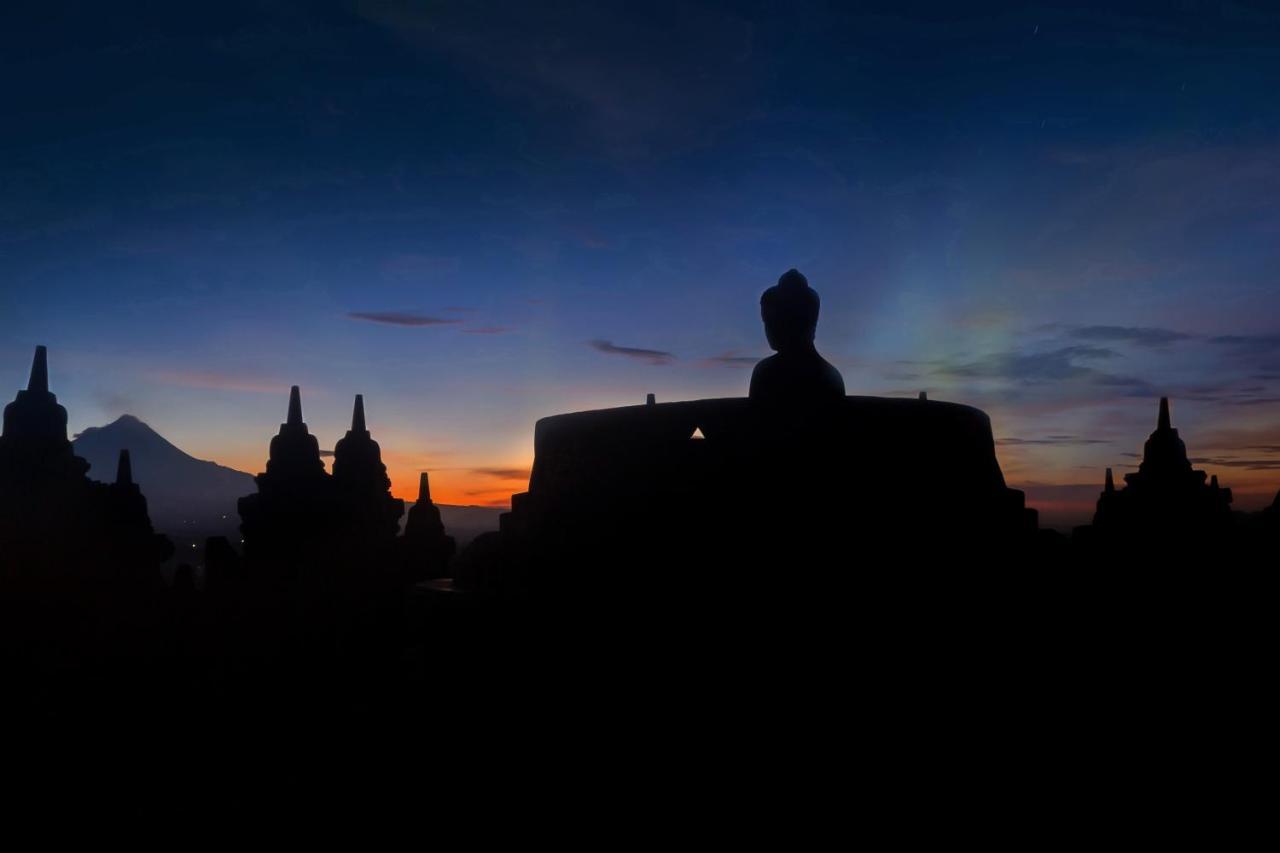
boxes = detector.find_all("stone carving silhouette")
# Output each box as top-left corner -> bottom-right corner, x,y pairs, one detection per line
749,269 -> 845,405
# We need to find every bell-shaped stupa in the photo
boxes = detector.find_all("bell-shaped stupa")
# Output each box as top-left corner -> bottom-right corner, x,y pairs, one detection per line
1090,397 -> 1233,543
331,394 -> 404,558
402,472 -> 455,581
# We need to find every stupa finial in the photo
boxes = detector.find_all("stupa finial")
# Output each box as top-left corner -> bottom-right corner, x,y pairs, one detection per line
28,345 -> 48,394
287,386 -> 303,427
1158,397 -> 1171,431
1104,467 -> 1115,493
352,394 -> 366,432
418,471 -> 431,503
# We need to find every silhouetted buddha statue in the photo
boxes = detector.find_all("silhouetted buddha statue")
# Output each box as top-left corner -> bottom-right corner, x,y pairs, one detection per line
748,269 -> 845,405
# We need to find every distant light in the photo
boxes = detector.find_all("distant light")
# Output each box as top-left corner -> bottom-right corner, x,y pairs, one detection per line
191,544 -> 197,549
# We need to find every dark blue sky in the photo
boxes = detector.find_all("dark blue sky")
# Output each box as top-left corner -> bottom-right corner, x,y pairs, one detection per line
4,1 -> 1280,519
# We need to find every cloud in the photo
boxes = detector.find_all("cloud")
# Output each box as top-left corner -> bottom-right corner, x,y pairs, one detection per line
1190,456 -> 1280,471
589,340 -> 675,365
1156,381 -> 1280,407
1193,426 -> 1280,460
1091,374 -> 1151,389
469,467 -> 531,481
997,436 -> 1112,447
319,449 -> 334,458
1198,338 -> 1280,392
1208,334 -> 1280,354
1227,396 -> 1280,407
923,342 -> 1157,411
1068,325 -> 1194,347
347,311 -> 463,327
939,346 -> 1119,383
701,351 -> 761,369
461,326 -> 513,335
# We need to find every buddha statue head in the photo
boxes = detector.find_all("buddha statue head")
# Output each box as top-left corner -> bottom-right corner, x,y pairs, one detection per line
760,268 -> 821,353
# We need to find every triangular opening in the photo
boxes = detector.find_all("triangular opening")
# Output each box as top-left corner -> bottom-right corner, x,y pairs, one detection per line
689,426 -> 705,440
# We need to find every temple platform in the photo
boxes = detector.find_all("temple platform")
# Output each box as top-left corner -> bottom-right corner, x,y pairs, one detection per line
461,395 -> 1041,597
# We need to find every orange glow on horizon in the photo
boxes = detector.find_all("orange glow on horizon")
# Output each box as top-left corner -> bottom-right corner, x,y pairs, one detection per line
208,450 -> 529,509
388,467 -> 527,509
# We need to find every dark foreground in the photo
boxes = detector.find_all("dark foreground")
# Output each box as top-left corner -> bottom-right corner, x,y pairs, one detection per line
2,562 -> 1267,837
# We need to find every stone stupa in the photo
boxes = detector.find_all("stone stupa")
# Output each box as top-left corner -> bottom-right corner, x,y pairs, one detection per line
1090,397 -> 1233,542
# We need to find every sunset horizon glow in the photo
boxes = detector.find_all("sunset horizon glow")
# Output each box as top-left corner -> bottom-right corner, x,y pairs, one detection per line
5,3 -> 1280,528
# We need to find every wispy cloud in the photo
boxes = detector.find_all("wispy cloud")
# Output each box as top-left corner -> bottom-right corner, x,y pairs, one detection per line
469,467 -> 531,481
461,326 -> 513,335
1190,456 -> 1280,471
701,351 -> 762,369
940,346 -> 1121,383
997,436 -> 1112,447
1208,333 -> 1280,354
589,339 -> 675,365
348,311 -> 463,327
1157,381 -> 1280,407
1068,325 -> 1194,347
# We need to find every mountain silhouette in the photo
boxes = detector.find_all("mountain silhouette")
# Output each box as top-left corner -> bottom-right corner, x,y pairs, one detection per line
71,414 -> 502,545
73,415 -> 255,532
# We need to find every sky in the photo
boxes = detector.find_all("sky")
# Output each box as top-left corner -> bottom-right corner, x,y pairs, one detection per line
3,1 -> 1280,525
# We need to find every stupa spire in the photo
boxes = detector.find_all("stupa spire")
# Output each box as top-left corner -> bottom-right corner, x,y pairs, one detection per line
403,468 -> 454,580
28,346 -> 48,394
116,448 -> 133,486
1158,396 -> 1171,431
352,394 -> 366,432
287,385 -> 303,427
1104,467 -> 1115,493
